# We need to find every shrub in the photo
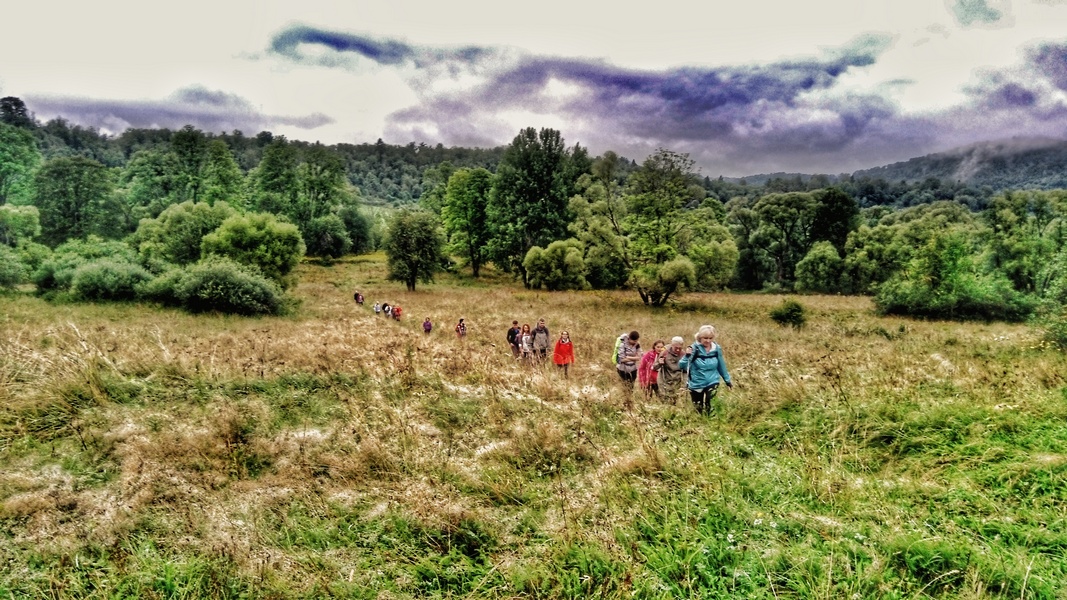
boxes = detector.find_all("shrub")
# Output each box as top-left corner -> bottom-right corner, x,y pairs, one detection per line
770,298 -> 807,329
0,244 -> 26,288
70,259 -> 153,301
32,237 -> 139,292
135,268 -> 185,307
201,212 -> 305,287
874,232 -> 1037,321
524,239 -> 588,291
172,256 -> 285,315
795,241 -> 843,293
303,214 -> 351,260
130,200 -> 236,266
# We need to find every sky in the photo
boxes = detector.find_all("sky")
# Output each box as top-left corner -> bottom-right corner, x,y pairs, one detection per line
3,0 -> 1067,177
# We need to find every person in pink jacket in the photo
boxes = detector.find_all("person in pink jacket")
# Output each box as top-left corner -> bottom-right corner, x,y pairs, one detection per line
638,339 -> 665,400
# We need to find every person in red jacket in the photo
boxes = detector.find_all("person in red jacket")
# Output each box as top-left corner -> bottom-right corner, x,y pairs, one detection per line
552,330 -> 575,378
638,339 -> 665,400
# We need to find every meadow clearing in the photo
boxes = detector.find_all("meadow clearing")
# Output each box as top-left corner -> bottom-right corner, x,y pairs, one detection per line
1,254 -> 1065,599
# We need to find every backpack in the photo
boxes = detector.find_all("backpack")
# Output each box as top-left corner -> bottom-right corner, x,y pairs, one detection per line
611,333 -> 627,364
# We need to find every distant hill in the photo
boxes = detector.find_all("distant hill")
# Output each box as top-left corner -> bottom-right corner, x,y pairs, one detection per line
851,138 -> 1067,190
732,138 -> 1067,192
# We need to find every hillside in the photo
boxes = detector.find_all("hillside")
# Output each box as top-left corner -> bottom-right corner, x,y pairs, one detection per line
728,137 -> 1067,192
851,137 -> 1067,189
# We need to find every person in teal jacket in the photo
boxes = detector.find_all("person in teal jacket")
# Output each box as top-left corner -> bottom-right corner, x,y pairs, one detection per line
678,324 -> 732,415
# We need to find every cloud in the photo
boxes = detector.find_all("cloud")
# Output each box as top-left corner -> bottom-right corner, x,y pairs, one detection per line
267,24 -> 499,72
25,86 -> 333,135
381,33 -> 907,173
948,0 -> 1013,27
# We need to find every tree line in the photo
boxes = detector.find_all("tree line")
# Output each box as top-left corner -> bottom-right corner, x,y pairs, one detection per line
3,96 -> 1067,344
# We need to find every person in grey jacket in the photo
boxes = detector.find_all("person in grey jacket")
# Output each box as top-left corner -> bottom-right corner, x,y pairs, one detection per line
678,325 -> 732,415
615,330 -> 642,388
531,318 -> 551,362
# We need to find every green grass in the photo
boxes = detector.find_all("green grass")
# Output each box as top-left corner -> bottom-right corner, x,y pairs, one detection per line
1,257 -> 1066,598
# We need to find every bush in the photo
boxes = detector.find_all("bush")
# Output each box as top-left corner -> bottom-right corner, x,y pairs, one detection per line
32,237 -> 139,292
0,244 -> 26,288
201,212 -> 305,287
795,241 -> 843,293
136,268 -> 185,307
524,239 -> 588,291
70,259 -> 153,301
303,214 -> 351,260
172,256 -> 285,315
874,232 -> 1037,322
770,298 -> 806,329
130,200 -> 236,266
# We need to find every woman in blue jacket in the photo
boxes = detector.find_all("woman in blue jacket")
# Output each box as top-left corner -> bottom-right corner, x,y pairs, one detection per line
678,325 -> 732,415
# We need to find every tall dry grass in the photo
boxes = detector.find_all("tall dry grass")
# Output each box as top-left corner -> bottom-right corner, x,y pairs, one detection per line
1,255 -> 1064,598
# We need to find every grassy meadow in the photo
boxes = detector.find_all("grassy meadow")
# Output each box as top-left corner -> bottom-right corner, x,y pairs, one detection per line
1,254 -> 1066,599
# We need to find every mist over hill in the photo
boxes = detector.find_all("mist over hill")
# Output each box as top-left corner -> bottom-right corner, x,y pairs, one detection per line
733,137 -> 1067,191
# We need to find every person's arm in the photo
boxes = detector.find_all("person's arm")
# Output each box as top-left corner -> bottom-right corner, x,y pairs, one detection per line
718,346 -> 732,387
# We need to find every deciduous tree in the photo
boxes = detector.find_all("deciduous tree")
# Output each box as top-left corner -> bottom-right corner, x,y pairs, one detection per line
383,209 -> 445,291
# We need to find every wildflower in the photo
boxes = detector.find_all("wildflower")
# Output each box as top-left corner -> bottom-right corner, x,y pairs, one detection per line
753,518 -> 763,526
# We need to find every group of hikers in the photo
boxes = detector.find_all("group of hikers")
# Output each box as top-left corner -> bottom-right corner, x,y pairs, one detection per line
355,290 -> 731,415
504,319 -> 575,376
612,325 -> 732,415
355,292 -> 406,322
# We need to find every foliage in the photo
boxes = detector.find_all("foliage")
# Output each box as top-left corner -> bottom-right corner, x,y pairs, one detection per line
0,204 -> 41,246
795,241 -> 844,293
33,156 -> 121,246
523,239 -> 588,291
0,244 -> 26,288
688,237 -> 740,292
337,204 -> 373,254
130,200 -> 237,266
69,259 -> 153,301
302,214 -> 351,260
200,139 -> 246,207
32,236 -> 138,292
383,209 -> 445,291
487,127 -> 590,284
769,298 -> 807,329
631,256 -> 697,307
201,212 -> 305,287
874,231 -> 1037,321
442,167 -> 493,277
0,121 -> 41,205
170,255 -> 286,315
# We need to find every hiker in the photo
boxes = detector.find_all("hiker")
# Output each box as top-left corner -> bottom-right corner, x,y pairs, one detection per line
531,318 -> 551,362
552,330 -> 575,378
354,291 -> 364,305
423,317 -> 433,334
506,321 -> 522,358
392,305 -> 402,321
615,331 -> 641,388
638,339 -> 665,400
519,323 -> 533,362
373,302 -> 381,316
678,325 -> 732,416
654,336 -> 687,403
382,303 -> 392,318
455,318 -> 467,338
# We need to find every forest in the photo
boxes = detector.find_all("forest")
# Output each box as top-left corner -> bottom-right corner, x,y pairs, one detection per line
2,95 -> 1067,343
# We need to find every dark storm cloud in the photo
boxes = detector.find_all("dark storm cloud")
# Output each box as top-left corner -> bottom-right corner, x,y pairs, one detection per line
26,86 -> 333,135
267,24 -> 496,70
383,33 -> 913,173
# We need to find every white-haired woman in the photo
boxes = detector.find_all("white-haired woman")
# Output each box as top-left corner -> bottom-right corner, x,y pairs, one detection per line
678,325 -> 732,415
